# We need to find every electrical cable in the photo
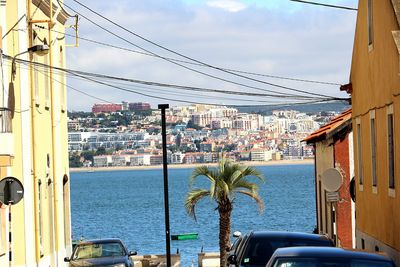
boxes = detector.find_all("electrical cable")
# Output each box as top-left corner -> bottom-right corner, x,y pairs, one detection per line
70,0 -> 339,98
289,0 -> 358,11
24,60 -> 287,104
35,25 -> 342,87
5,55 -> 339,101
20,59 -> 337,107
64,1 -> 338,99
2,15 -> 26,39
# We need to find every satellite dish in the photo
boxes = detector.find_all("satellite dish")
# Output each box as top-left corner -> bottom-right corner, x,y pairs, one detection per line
321,168 -> 343,192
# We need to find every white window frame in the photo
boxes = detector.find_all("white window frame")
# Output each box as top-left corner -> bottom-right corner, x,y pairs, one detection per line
60,46 -> 66,112
44,55 -> 50,109
34,54 -> 40,106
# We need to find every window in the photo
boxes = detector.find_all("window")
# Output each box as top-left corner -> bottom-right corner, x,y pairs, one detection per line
357,121 -> 363,186
388,107 -> 395,190
368,0 -> 373,48
63,175 -> 71,247
44,55 -> 50,108
60,46 -> 66,112
34,54 -> 40,106
370,113 -> 377,188
38,180 -> 44,256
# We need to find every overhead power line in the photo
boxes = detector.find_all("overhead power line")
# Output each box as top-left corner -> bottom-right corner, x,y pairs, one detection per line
289,0 -> 358,11
37,25 -> 342,87
6,55 -> 348,107
6,55 -> 340,101
64,0 -> 338,99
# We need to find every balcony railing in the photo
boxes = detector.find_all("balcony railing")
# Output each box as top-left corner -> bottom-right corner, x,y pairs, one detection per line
0,108 -> 12,133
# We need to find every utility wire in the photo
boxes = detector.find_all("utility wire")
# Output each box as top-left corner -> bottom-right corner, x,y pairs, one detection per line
10,59 -> 257,105
10,56 -> 340,107
33,64 -> 115,104
6,55 -> 340,101
24,60 -> 287,104
2,15 -> 26,39
65,0 -> 338,99
289,0 -> 358,11
35,25 -> 342,87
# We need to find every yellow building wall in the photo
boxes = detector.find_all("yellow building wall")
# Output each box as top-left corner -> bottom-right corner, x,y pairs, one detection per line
1,0 -> 71,266
351,0 -> 400,257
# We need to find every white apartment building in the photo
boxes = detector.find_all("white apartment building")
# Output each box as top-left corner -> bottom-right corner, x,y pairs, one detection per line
112,155 -> 129,166
250,149 -> 273,161
191,106 -> 238,127
211,119 -> 233,129
170,152 -> 185,164
130,154 -> 151,166
93,155 -> 112,167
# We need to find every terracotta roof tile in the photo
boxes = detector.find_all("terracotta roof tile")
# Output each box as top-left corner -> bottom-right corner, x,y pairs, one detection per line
303,109 -> 352,143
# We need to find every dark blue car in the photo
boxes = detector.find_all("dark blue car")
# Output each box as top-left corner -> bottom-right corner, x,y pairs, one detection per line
227,231 -> 334,267
64,238 -> 137,267
266,246 -> 396,267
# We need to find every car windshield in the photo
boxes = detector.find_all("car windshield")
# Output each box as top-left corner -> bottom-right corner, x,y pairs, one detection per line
273,258 -> 394,267
242,238 -> 331,265
73,242 -> 125,259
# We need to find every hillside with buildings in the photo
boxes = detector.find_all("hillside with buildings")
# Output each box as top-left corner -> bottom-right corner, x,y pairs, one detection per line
68,102 -> 344,168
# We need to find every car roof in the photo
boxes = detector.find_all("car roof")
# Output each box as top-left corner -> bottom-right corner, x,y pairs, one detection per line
272,246 -> 393,262
249,231 -> 331,242
76,238 -> 124,246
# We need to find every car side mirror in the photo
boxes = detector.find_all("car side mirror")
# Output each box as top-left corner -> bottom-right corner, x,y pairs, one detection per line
129,251 -> 137,256
227,254 -> 237,264
64,257 -> 71,262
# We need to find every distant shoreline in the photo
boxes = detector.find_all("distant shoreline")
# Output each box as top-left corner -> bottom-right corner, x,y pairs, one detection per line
69,159 -> 314,173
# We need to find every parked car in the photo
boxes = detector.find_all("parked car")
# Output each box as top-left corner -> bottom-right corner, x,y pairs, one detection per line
266,246 -> 396,267
64,238 -> 137,267
227,231 -> 334,267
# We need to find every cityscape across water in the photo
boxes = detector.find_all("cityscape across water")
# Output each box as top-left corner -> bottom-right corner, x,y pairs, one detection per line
70,163 -> 315,266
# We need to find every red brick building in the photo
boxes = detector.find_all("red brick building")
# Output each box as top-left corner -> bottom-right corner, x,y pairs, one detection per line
129,102 -> 151,111
304,109 -> 355,248
92,103 -> 123,113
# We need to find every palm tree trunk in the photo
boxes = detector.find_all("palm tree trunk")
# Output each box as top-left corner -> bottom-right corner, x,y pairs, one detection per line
219,202 -> 232,267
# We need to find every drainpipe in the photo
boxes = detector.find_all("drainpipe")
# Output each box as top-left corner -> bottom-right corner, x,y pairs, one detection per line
48,14 -> 60,262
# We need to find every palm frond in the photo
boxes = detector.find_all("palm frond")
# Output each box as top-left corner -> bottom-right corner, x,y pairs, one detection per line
232,180 -> 259,193
237,190 -> 264,212
185,189 -> 210,221
190,165 -> 215,186
232,166 -> 265,186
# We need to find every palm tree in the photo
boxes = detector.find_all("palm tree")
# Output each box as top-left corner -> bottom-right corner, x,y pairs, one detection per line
185,157 -> 265,266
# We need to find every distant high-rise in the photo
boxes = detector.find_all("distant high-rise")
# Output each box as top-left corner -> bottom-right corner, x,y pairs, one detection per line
129,102 -> 151,111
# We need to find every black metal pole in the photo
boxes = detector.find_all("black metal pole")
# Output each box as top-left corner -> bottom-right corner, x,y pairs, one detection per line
158,104 -> 171,267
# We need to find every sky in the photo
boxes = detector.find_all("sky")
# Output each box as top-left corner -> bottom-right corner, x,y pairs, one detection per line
63,0 -> 358,111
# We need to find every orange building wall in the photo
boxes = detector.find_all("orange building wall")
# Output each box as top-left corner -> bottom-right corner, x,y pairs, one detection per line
351,0 -> 400,254
334,137 -> 353,248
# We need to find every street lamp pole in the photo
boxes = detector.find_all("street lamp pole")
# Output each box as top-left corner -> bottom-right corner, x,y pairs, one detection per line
158,103 -> 171,267
11,44 -> 49,81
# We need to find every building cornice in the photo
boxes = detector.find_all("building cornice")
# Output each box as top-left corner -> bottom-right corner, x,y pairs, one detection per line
32,0 -> 69,25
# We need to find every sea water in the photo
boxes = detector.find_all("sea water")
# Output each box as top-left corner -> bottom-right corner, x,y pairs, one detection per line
70,164 -> 315,266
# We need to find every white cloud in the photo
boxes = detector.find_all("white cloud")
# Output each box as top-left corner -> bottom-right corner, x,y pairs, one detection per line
65,0 -> 358,111
206,0 -> 247,12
